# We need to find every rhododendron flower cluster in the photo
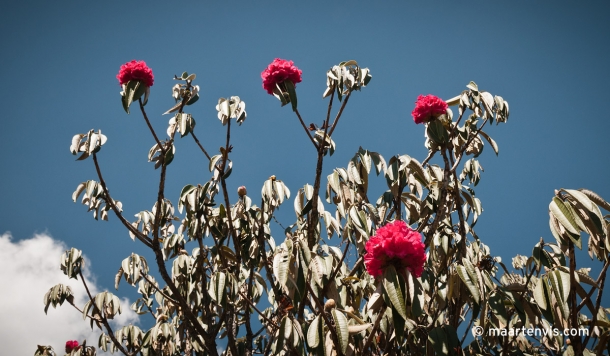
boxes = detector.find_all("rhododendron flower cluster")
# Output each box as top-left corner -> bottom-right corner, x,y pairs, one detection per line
117,60 -> 154,87
261,58 -> 302,94
411,94 -> 448,124
65,340 -> 79,353
364,220 -> 426,278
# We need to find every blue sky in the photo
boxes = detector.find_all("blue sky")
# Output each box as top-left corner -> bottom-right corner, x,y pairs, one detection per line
1,1 -> 609,352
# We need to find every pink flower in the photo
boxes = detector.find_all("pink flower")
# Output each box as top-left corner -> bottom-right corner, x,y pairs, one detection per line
411,95 -> 448,124
65,340 -> 79,353
117,60 -> 154,87
364,220 -> 426,278
261,58 -> 302,95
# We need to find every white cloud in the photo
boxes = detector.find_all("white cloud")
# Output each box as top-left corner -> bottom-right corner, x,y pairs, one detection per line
0,232 -> 139,355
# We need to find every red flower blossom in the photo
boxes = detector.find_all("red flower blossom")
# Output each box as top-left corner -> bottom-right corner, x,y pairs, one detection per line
364,220 -> 426,278
261,58 -> 302,95
117,60 -> 154,87
411,94 -> 448,124
65,340 -> 79,353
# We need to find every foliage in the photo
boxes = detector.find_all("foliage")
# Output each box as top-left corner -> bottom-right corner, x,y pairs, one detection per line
37,59 -> 610,356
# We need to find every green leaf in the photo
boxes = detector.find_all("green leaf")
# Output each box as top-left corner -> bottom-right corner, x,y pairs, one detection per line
277,315 -> 291,351
307,315 -> 321,348
178,184 -> 196,214
291,318 -> 303,348
331,309 -> 349,354
347,324 -> 371,334
392,305 -> 406,339
540,280 -> 555,324
549,269 -> 570,319
549,215 -> 566,246
273,249 -> 290,288
533,277 -> 548,310
132,81 -> 147,103
478,130 -> 498,156
211,272 -> 226,304
563,189 -> 606,238
428,327 -> 450,355
445,95 -> 461,107
579,188 -> 610,212
186,93 -> 199,105
298,238 -> 311,266
120,80 -> 146,114
533,241 -> 556,270
209,154 -> 222,172
283,316 -> 293,347
456,263 -> 481,303
382,265 -> 407,321
426,119 -> 448,144
488,292 -> 508,326
284,80 -> 298,112
549,197 -> 580,235
328,171 -> 341,195
467,81 -> 479,92
444,325 -> 460,354
222,160 -> 233,179
300,198 -> 313,217
164,145 -> 175,166
121,94 -> 130,114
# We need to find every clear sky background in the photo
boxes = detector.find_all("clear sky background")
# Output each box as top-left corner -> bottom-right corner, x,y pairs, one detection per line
1,1 -> 609,354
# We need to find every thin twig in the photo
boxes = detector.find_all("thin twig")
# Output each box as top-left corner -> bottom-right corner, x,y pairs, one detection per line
327,91 -> 351,137
348,256 -> 364,278
307,146 -> 325,248
297,268 -> 311,321
190,131 -> 212,161
140,272 -> 178,305
460,305 -> 474,345
582,255 -> 610,347
79,270 -> 135,356
215,119 -> 240,356
448,105 -> 466,140
147,162 -> 216,355
450,117 -> 489,173
568,239 -> 582,353
256,199 -> 283,301
238,291 -> 279,329
307,283 -> 344,356
219,118 -> 241,264
324,90 -> 335,127
361,304 -> 387,355
576,260 -> 608,313
139,98 -> 164,154
320,241 -> 351,298
423,149 -> 452,247
92,153 -> 152,248
245,268 -> 255,356
447,152 -> 466,258
293,108 -> 318,150
421,150 -> 437,167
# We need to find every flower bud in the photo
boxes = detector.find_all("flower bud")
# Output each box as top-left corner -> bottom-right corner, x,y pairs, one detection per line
65,340 -> 79,353
324,299 -> 336,311
237,186 -> 247,197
